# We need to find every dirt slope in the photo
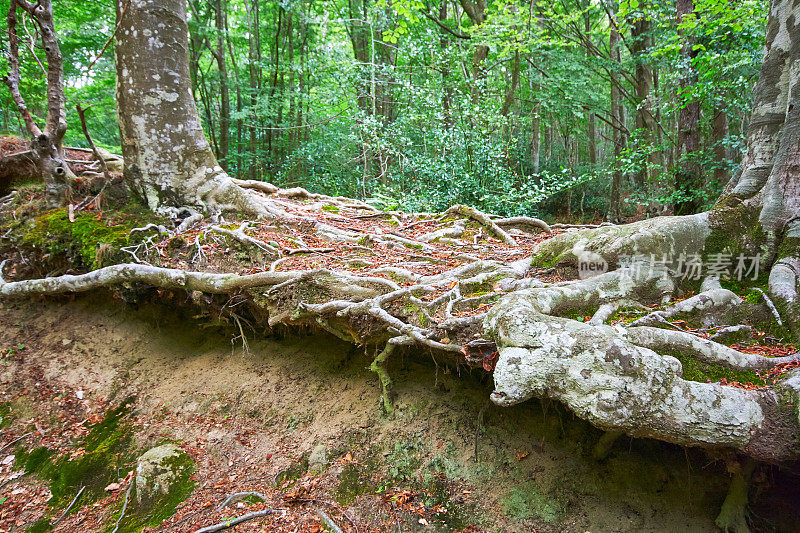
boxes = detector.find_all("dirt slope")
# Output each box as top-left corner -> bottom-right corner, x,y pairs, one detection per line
0,294 -> 797,532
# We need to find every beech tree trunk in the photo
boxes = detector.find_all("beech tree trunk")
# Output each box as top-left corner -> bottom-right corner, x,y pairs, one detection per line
214,0 -> 230,167
632,5 -> 657,189
114,0 -> 266,217
608,7 -> 624,223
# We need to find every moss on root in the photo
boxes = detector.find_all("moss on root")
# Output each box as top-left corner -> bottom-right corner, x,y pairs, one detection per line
17,206 -> 162,269
668,352 -> 765,386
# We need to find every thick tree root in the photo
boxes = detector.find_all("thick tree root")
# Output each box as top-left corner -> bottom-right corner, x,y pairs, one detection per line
442,204 -> 518,246
592,430 -> 624,461
715,459 -> 756,533
486,267 -> 800,462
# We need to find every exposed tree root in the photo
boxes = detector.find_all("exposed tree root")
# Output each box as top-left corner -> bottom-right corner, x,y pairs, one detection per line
592,430 -> 624,461
715,459 -> 756,533
371,341 -> 400,414
442,204 -> 518,246
495,216 -> 552,235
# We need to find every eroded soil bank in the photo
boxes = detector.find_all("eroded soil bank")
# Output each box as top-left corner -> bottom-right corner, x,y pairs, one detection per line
0,294 -> 798,532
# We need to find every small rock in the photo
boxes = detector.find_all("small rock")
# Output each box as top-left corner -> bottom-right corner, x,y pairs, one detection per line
308,443 -> 328,473
2,455 -> 14,465
105,482 -> 121,492
134,444 -> 193,504
76,390 -> 84,400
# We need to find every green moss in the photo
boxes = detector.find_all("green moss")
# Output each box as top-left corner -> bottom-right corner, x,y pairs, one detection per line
0,402 -> 12,430
670,353 -> 764,386
112,448 -> 195,533
705,205 -> 765,260
334,463 -> 376,506
16,399 -> 136,528
501,481 -> 565,523
402,302 -> 430,327
25,517 -> 52,533
274,454 -> 310,485
321,205 -> 340,213
20,207 -> 162,269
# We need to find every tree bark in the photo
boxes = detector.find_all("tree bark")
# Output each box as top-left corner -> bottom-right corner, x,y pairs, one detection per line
712,107 -> 730,186
114,0 -> 267,216
631,3 -> 657,189
458,0 -> 488,106
214,0 -> 230,167
608,6 -> 625,223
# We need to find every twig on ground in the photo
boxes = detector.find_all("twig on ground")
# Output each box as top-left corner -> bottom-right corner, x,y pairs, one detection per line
194,508 -> 286,533
0,431 -> 32,454
315,505 -> 344,533
53,485 -> 85,525
110,481 -> 133,533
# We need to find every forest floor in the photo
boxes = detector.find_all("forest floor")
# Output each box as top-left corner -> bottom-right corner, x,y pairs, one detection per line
0,136 -> 799,531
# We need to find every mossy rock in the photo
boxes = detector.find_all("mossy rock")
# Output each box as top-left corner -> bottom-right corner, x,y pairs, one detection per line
109,443 -> 195,532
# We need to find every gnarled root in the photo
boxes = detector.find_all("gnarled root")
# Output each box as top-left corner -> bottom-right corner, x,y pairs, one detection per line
485,267 -> 800,462
371,339 -> 405,414
768,257 -> 800,339
628,277 -> 760,329
715,458 -> 756,533
592,430 -> 624,461
442,204 -> 517,246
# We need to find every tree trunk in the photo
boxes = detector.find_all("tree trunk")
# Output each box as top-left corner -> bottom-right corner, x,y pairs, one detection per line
2,0 -> 73,207
675,0 -> 702,215
631,3 -> 656,190
214,0 -> 230,167
712,107 -> 730,186
114,0 -> 266,216
531,103 -> 541,174
458,0 -> 488,106
246,0 -> 260,180
609,7 -> 624,223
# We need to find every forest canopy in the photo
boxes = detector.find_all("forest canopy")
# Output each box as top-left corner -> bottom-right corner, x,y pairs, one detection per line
0,0 -> 768,219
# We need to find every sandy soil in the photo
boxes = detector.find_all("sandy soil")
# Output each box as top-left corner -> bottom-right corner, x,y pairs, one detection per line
0,293 -> 797,532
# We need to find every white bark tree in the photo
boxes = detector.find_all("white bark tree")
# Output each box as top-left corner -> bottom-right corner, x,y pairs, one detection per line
114,0 -> 274,219
1,2 -> 800,530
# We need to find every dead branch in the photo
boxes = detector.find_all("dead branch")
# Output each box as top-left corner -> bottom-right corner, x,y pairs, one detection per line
53,485 -> 85,525
442,204 -> 517,246
194,508 -> 286,533
75,104 -> 110,180
110,481 -> 133,533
